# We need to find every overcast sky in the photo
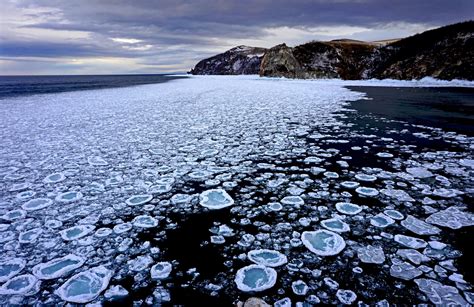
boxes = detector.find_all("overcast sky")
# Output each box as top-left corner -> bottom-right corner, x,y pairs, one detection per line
0,0 -> 472,75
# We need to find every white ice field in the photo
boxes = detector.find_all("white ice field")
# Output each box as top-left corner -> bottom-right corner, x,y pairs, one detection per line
0,76 -> 474,305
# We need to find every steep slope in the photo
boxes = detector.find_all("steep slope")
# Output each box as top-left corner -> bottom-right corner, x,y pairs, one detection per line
190,46 -> 267,75
369,21 -> 474,80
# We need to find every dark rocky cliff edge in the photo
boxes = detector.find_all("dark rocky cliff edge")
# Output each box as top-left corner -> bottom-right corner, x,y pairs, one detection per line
191,21 -> 473,80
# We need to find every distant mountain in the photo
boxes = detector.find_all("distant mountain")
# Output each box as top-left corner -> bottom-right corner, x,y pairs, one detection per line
189,45 -> 267,75
190,21 -> 473,80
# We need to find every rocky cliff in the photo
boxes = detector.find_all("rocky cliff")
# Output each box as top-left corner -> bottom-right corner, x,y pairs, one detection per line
190,45 -> 267,75
191,21 -> 473,80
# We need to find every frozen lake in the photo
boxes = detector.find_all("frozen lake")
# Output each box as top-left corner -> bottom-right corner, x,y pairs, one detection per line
0,76 -> 473,305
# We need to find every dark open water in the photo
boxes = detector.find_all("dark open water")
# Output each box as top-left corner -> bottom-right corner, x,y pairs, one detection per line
0,74 -> 186,99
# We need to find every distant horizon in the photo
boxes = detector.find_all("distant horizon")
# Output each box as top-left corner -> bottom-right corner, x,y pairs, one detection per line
1,0 -> 472,75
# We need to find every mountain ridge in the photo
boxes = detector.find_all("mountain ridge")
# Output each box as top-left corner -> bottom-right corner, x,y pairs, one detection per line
190,21 -> 473,80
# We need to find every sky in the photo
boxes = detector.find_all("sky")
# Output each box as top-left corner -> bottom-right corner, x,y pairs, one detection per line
0,0 -> 472,75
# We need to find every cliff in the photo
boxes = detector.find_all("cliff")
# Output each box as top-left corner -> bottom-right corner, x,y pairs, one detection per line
191,21 -> 474,81
189,45 -> 267,75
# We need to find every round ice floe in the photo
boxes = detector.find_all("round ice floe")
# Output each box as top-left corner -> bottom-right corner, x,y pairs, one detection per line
0,231 -> 15,243
43,172 -> 66,184
149,184 -> 172,194
291,280 -> 308,295
406,167 -> 433,178
355,174 -> 377,182
95,228 -> 113,237
105,176 -> 123,186
55,191 -> 82,203
128,255 -> 153,272
32,254 -> 85,280
336,289 -> 357,305
1,209 -> 26,221
199,189 -> 234,210
267,202 -> 283,212
113,222 -> 132,234
55,266 -> 112,303
281,196 -> 304,206
384,209 -> 404,220
22,198 -> 53,211
247,249 -> 288,267
370,213 -> 395,228
335,202 -> 362,215
341,181 -> 360,189
0,258 -> 26,282
459,158 -> 474,169
132,215 -> 158,228
324,171 -> 339,179
394,234 -> 427,249
125,194 -> 153,206
376,152 -> 393,158
45,219 -> 63,229
321,218 -> 350,233
9,182 -> 31,192
234,264 -> 277,292
60,225 -> 95,241
355,187 -> 379,197
357,245 -> 386,264
19,227 -> 43,243
301,230 -> 346,256
0,274 -> 39,295
171,193 -> 192,205
16,190 -> 36,200
150,262 -> 172,279
88,156 -> 108,166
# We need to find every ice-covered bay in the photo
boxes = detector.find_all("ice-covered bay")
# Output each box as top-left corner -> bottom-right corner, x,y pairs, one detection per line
0,76 -> 473,305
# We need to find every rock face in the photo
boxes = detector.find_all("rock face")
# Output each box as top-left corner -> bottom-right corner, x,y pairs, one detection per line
259,44 -> 303,78
190,45 -> 267,75
191,21 -> 473,80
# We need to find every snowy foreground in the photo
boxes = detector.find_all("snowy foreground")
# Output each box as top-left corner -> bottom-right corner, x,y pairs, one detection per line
0,76 -> 473,305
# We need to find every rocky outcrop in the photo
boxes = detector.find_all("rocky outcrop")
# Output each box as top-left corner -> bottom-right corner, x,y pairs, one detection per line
190,45 -> 267,75
191,21 -> 474,80
259,44 -> 303,78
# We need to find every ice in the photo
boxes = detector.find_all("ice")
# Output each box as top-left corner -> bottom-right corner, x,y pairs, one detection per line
0,274 -> 39,295
390,261 -> 422,280
383,209 -> 404,220
394,234 -> 427,249
357,245 -> 385,264
199,189 -> 234,209
1,209 -> 26,221
150,262 -> 172,279
125,194 -> 153,206
414,279 -> 468,305
88,156 -> 108,166
32,254 -> 85,279
234,264 -> 277,292
21,198 -> 53,211
60,225 -> 95,241
396,249 -> 430,265
16,190 -> 36,200
128,255 -> 153,272
301,230 -> 346,256
0,259 -> 26,282
336,289 -> 357,305
291,280 -> 308,295
104,285 -> 129,301
55,191 -> 83,203
355,174 -> 377,182
95,227 -> 112,237
406,167 -> 434,178
9,182 -> 31,192
274,297 -> 292,307
376,152 -> 393,158
55,266 -> 112,303
132,215 -> 158,228
321,218 -> 350,232
281,196 -> 304,206
247,249 -> 288,267
43,172 -> 66,183
113,222 -> 132,234
380,189 -> 415,202
335,202 -> 362,215
210,235 -> 225,244
401,215 -> 441,235
19,227 -> 43,243
370,213 -> 395,228
340,181 -> 360,189
425,207 -> 474,229
459,158 -> 474,168
355,187 -> 379,197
